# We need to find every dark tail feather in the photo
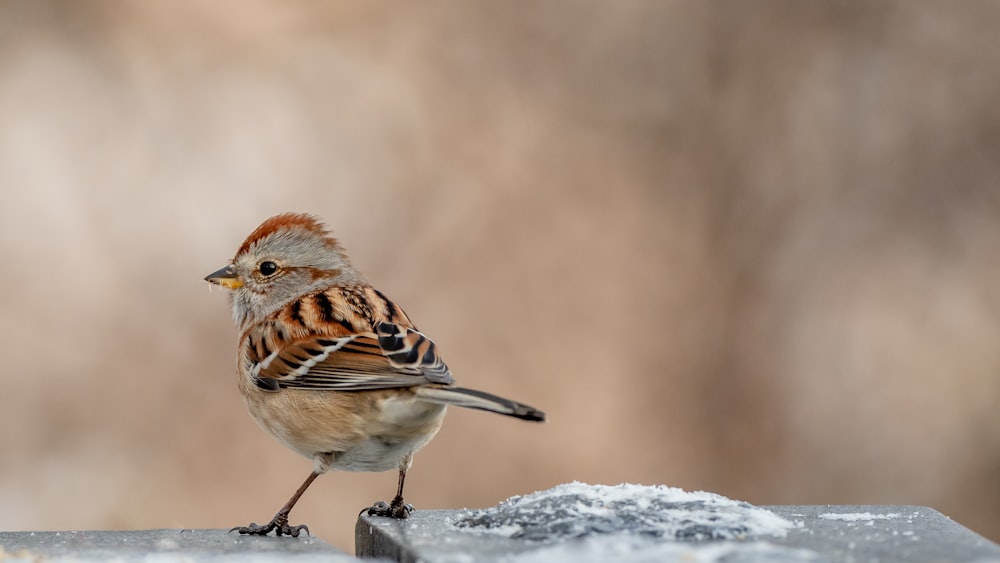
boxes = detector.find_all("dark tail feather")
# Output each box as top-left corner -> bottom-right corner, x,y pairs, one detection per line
415,386 -> 546,422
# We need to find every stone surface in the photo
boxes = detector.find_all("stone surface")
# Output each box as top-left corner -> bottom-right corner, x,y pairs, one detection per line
777,505 -> 1000,561
357,506 -> 1000,562
0,528 -> 356,562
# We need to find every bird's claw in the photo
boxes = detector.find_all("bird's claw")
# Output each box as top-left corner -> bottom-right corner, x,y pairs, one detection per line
366,498 -> 414,519
229,513 -> 309,537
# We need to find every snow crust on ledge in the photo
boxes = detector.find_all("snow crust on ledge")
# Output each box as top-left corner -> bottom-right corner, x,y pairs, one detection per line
817,511 -> 909,522
454,482 -> 796,543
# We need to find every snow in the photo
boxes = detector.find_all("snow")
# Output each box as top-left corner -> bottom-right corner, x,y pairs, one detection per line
454,482 -> 797,542
817,512 -> 906,522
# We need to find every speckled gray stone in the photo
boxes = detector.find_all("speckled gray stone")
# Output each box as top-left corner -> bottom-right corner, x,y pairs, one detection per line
773,506 -> 1000,561
0,528 -> 355,562
356,506 -> 1000,562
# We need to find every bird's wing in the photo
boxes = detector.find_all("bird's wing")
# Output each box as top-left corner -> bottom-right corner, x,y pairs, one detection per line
246,322 -> 454,392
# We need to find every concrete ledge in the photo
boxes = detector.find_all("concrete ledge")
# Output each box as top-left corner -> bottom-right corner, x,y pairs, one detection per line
356,506 -> 1000,562
2,499 -> 997,561
0,528 -> 354,562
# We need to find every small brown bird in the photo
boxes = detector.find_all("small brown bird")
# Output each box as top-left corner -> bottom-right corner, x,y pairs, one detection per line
205,213 -> 545,537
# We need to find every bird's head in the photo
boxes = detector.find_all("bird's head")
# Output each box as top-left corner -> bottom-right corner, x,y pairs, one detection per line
205,213 -> 360,329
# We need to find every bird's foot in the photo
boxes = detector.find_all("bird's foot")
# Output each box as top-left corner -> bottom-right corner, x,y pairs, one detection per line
366,496 -> 414,519
230,512 -> 309,537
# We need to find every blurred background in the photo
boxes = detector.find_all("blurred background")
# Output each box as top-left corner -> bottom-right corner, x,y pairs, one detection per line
1,0 -> 999,551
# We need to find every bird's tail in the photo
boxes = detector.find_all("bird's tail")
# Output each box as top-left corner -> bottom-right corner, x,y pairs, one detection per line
415,386 -> 546,422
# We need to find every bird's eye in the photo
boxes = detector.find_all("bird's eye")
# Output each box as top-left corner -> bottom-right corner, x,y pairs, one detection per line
258,261 -> 278,276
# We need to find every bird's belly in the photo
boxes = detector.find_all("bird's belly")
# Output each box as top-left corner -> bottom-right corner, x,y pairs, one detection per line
332,436 -> 428,472
333,396 -> 448,471
243,386 -> 447,472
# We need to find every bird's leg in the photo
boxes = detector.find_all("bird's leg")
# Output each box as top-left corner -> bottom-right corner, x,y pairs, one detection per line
367,454 -> 414,519
232,471 -> 319,537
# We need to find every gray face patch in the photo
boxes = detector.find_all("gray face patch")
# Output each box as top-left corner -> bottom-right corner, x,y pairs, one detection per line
227,227 -> 363,330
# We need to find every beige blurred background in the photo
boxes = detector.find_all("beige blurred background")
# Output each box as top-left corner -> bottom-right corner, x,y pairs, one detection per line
1,0 -> 999,551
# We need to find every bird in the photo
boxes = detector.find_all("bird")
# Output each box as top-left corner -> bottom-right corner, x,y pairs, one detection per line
204,212 -> 545,537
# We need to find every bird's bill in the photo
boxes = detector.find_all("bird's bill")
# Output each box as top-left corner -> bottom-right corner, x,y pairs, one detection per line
204,265 -> 243,289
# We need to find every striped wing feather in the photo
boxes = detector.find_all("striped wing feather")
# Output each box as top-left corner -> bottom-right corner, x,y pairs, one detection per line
251,324 -> 454,391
